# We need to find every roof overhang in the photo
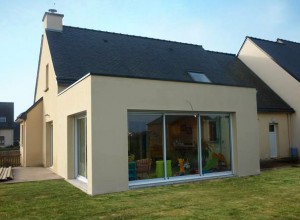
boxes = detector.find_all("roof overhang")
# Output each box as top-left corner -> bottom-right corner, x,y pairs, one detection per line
15,97 -> 43,123
257,107 -> 295,113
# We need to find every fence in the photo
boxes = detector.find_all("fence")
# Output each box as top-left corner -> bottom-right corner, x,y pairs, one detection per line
0,150 -> 20,167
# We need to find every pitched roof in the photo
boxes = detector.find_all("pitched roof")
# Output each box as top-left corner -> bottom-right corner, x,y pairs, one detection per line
249,37 -> 300,82
46,26 -> 208,85
16,98 -> 43,122
0,102 -> 14,129
45,26 -> 294,112
205,51 -> 293,112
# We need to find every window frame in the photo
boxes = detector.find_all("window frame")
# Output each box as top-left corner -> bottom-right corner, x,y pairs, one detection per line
44,64 -> 49,92
0,117 -> 7,123
0,136 -> 5,145
188,72 -> 211,83
128,111 -> 233,186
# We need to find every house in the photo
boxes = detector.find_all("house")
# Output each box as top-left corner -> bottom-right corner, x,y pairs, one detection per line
238,37 -> 299,159
0,102 -> 15,147
16,11 -> 293,195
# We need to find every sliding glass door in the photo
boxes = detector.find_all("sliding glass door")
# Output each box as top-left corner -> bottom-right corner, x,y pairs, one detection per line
128,112 -> 232,182
76,116 -> 87,180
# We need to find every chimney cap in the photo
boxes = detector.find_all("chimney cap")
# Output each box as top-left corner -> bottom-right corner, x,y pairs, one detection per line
42,11 -> 64,22
48,9 -> 57,13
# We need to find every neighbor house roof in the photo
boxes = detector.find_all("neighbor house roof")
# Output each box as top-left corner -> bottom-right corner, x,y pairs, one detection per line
248,37 -> 300,83
0,102 -> 14,129
205,51 -> 293,112
45,26 -> 294,113
15,98 -> 43,122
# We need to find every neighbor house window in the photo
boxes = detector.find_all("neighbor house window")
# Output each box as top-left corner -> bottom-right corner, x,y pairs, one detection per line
188,72 -> 211,83
0,136 -> 4,145
0,117 -> 6,123
45,64 -> 49,91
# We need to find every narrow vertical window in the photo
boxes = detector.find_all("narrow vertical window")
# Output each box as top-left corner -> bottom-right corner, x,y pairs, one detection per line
75,115 -> 87,181
0,136 -> 5,145
45,64 -> 49,91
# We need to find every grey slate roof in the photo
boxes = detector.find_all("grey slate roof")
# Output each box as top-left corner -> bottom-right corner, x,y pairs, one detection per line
45,26 -> 294,112
249,37 -> 300,82
0,102 -> 14,129
46,26 -> 208,84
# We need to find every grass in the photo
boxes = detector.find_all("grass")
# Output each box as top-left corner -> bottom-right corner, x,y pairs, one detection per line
0,168 -> 300,220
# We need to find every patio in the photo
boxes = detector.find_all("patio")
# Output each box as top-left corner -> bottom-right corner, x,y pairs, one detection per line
3,167 -> 62,183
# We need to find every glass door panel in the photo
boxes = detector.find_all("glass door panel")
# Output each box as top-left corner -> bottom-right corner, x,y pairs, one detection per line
50,123 -> 53,167
166,115 -> 198,177
201,115 -> 231,174
128,114 -> 163,181
77,117 -> 87,178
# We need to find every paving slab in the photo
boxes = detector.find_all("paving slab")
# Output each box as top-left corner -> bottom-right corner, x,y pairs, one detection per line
2,167 -> 62,183
260,159 -> 300,170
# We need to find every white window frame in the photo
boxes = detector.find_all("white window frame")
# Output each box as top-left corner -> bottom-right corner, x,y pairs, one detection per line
50,122 -> 53,168
128,111 -> 234,187
74,115 -> 87,183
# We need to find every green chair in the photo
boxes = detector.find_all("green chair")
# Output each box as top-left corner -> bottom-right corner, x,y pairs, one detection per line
203,157 -> 218,173
156,160 -> 172,178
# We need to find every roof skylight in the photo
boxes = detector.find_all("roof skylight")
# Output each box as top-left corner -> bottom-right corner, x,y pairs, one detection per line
188,72 -> 211,83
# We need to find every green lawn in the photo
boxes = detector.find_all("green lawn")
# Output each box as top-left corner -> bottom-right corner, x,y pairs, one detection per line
0,168 -> 300,220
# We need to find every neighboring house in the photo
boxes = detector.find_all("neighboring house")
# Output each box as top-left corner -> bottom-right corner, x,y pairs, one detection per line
16,11 -> 292,195
238,37 -> 300,159
13,122 -> 20,145
0,102 -> 14,147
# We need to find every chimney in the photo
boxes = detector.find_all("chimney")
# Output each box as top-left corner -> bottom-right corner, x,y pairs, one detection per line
42,9 -> 64,32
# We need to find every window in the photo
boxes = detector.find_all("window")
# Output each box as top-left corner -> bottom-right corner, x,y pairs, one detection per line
188,72 -> 211,83
201,115 -> 231,173
45,64 -> 49,91
0,117 -> 6,123
166,115 -> 198,176
75,116 -> 87,181
128,112 -> 232,183
0,136 -> 4,145
128,114 -> 163,181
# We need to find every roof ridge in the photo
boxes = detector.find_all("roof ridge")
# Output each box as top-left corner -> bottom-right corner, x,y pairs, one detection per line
206,50 -> 235,56
277,38 -> 300,45
63,25 -> 203,48
247,36 -> 279,44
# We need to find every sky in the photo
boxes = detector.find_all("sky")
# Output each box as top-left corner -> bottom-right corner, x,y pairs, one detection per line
1,0 -> 300,118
